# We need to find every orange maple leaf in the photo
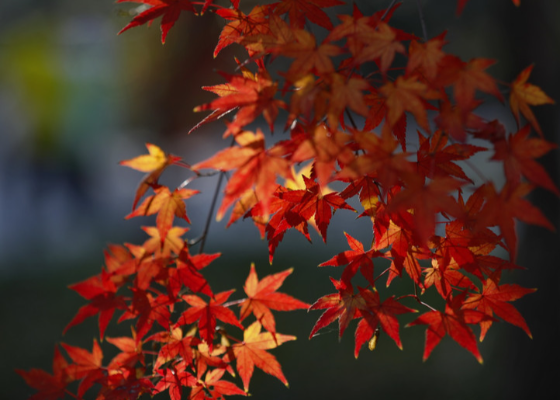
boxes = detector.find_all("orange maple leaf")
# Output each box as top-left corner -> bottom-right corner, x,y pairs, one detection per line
126,186 -> 198,244
353,22 -> 405,73
192,129 -> 293,220
194,69 -> 285,136
239,264 -> 309,336
407,31 -> 447,80
120,143 -> 186,210
274,29 -> 342,80
225,321 -> 296,392
380,75 -> 439,132
509,65 -> 555,136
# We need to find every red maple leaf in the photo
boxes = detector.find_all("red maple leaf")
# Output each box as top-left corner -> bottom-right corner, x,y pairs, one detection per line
309,278 -> 363,339
276,175 -> 355,241
154,361 -> 197,400
117,0 -> 196,44
239,264 -> 310,336
319,232 -> 384,285
119,289 -> 173,340
193,69 -> 285,136
476,182 -> 555,259
61,340 -> 105,398
407,294 -> 491,363
189,368 -> 246,399
461,279 -> 536,341
64,269 -> 127,340
175,290 -> 243,350
148,327 -> 200,369
354,288 -> 416,358
106,328 -> 145,370
491,124 -> 559,196
274,0 -> 344,30
16,346 -> 71,400
436,55 -> 503,109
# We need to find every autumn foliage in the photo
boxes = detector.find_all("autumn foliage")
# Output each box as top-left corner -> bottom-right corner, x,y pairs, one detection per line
18,0 -> 557,399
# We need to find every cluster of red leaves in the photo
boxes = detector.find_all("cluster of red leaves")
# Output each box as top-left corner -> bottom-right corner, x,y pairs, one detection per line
20,1 -> 556,399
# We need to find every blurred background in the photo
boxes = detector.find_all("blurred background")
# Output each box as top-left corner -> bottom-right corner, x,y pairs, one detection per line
1,0 -> 558,399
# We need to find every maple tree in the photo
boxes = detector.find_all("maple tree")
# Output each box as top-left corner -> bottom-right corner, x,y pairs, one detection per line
18,0 -> 558,399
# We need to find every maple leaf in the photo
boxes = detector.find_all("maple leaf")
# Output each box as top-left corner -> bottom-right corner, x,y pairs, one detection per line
64,270 -> 127,340
434,99 -> 487,142
407,295 -> 491,363
189,368 -> 246,400
407,32 -> 447,80
141,226 -> 189,257
172,247 -> 220,297
339,174 -> 381,216
126,186 -> 198,244
416,129 -> 486,183
309,278 -> 363,339
106,328 -> 145,370
290,124 -> 355,187
476,182 -> 555,259
388,176 -> 464,246
275,29 -> 341,80
354,288 -> 416,358
155,361 -> 197,400
194,69 -> 285,136
192,129 -> 293,220
277,175 -> 355,241
423,257 -> 476,299
462,279 -> 536,341
326,73 -> 369,128
119,289 -> 172,340
214,5 -> 272,58
326,3 -> 376,46
491,124 -> 559,196
176,290 -> 243,350
509,65 -> 554,136
225,321 -> 296,392
16,346 -> 71,400
319,232 -> 384,285
239,264 -> 310,336
148,327 -> 200,369
437,55 -> 503,109
353,22 -> 406,73
274,0 -> 344,30
120,143 -> 187,210
61,340 -> 105,397
96,370 -> 154,400
117,0 -> 196,44
379,75 -> 439,132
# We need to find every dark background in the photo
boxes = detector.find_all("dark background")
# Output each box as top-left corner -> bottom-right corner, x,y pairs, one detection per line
1,1 -> 558,399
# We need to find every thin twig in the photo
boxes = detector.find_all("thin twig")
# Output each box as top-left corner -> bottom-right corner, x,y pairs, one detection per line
198,170 -> 225,254
198,136 -> 236,254
381,0 -> 398,21
415,0 -> 429,42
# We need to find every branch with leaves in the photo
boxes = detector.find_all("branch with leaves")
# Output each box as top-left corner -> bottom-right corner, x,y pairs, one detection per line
17,1 -> 557,399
